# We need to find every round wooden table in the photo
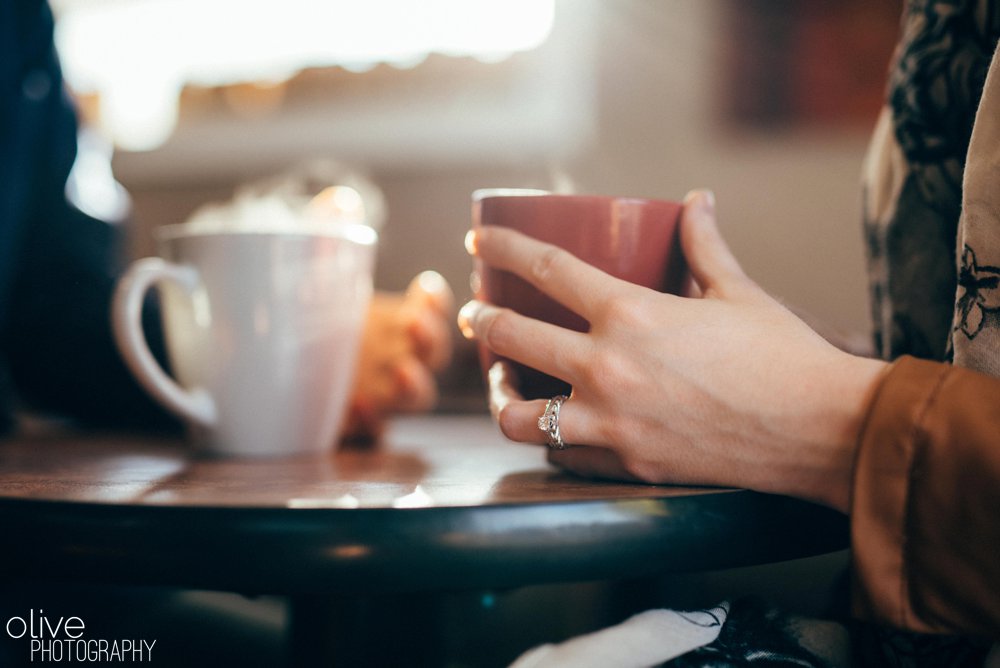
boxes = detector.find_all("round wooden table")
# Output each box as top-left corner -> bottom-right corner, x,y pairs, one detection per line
0,415 -> 848,665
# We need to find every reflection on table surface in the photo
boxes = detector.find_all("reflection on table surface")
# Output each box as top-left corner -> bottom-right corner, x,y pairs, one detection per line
0,414 -> 848,600
0,415 -> 726,509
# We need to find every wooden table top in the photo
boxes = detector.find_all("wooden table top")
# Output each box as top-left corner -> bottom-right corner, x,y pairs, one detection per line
0,415 -> 848,595
0,416 -> 725,508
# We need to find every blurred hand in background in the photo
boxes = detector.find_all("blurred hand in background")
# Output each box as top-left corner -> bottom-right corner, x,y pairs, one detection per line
342,270 -> 454,443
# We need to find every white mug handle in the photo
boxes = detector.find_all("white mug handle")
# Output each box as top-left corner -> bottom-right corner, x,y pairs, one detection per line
111,258 -> 217,428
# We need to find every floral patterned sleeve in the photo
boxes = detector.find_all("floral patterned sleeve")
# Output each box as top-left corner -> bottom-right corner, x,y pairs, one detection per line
862,1 -> 999,363
949,39 -> 1000,376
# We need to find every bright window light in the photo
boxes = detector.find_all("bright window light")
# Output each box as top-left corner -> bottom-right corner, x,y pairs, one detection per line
52,0 -> 556,151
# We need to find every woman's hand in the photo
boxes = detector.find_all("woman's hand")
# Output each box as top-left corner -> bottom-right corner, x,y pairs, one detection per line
458,191 -> 886,512
342,271 -> 454,443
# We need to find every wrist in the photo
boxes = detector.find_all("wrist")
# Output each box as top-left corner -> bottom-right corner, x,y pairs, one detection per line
752,351 -> 888,513
804,352 -> 889,512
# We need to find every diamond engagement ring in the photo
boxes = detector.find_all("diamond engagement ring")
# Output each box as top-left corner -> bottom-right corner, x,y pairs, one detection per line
537,395 -> 569,450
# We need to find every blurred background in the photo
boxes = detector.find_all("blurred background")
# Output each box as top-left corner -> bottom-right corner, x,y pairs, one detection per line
51,0 -> 902,408
43,2 -> 905,663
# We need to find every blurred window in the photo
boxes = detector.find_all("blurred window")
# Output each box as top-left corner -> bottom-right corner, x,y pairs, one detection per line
51,0 -> 555,150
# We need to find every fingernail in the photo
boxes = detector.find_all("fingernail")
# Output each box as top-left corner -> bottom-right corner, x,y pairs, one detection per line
410,270 -> 448,297
684,189 -> 715,215
457,301 -> 481,339
464,230 -> 479,255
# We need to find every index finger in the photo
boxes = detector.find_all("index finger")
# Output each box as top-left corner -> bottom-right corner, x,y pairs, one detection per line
470,226 -> 630,322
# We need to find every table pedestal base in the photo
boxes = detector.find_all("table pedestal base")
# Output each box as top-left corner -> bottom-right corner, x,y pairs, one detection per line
289,594 -> 446,668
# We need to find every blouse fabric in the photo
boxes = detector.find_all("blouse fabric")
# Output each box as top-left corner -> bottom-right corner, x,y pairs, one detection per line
857,0 -> 1000,636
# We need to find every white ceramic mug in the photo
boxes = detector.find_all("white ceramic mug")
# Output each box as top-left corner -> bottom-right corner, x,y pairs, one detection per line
112,224 -> 377,457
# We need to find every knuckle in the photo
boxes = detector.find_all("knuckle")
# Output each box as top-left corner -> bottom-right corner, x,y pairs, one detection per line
578,355 -> 608,388
530,246 -> 569,284
580,352 -> 627,394
601,295 -> 650,330
482,309 -> 517,353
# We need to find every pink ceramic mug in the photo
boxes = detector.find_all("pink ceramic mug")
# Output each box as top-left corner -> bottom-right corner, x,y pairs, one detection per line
472,189 -> 687,400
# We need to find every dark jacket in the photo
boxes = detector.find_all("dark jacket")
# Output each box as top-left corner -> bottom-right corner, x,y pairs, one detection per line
0,0 -> 174,433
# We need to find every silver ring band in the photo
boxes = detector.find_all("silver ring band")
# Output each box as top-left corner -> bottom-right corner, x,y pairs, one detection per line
537,395 -> 569,450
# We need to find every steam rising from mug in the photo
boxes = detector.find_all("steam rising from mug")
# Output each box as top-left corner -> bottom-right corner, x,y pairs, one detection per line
112,178 -> 378,457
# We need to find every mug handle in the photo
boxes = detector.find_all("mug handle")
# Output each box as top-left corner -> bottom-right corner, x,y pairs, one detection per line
111,258 -> 217,428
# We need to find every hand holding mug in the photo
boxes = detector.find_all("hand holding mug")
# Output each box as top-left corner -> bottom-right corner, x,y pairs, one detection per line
459,191 -> 886,512
470,190 -> 687,400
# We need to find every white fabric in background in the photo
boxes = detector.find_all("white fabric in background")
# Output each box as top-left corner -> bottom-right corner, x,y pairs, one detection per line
509,603 -> 728,668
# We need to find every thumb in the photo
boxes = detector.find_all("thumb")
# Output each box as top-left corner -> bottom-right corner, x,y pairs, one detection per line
680,190 -> 748,296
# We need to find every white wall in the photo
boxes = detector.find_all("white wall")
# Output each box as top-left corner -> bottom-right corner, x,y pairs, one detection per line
120,0 -> 883,392
357,1 -> 877,337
